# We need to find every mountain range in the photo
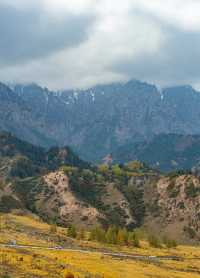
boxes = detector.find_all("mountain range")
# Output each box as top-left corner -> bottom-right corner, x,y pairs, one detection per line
1,80 -> 200,169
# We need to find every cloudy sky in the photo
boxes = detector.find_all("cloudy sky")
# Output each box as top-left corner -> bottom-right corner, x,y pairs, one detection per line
0,0 -> 200,90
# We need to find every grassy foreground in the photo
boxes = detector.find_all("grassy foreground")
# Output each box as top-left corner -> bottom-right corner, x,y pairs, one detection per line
1,213 -> 200,278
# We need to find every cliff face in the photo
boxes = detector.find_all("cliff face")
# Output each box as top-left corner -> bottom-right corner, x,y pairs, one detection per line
1,81 -> 200,163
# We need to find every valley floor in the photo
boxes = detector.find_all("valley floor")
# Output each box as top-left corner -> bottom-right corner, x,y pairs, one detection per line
1,213 -> 200,278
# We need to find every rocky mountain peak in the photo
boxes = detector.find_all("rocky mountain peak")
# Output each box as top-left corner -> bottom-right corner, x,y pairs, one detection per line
0,79 -> 200,163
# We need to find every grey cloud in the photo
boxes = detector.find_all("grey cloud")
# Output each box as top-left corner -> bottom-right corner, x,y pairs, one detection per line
1,1 -> 200,89
110,12 -> 200,87
0,3 -> 94,66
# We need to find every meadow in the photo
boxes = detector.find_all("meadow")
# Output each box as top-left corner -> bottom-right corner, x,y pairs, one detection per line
1,213 -> 200,278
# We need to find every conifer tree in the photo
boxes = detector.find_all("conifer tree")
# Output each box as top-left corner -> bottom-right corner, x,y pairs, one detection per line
106,226 -> 118,244
90,226 -> 106,242
76,227 -> 85,240
128,232 -> 140,247
67,224 -> 77,238
117,228 -> 128,245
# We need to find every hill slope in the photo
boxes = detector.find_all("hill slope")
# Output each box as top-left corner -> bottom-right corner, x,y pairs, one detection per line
112,134 -> 200,172
2,213 -> 200,278
0,132 -> 136,228
1,133 -> 200,242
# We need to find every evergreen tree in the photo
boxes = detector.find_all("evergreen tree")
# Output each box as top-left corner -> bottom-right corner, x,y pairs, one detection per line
162,236 -> 177,248
67,224 -> 77,238
148,234 -> 161,248
117,228 -> 128,245
106,226 -> 118,244
128,232 -> 140,247
76,227 -> 85,240
90,226 -> 106,242
50,223 -> 57,234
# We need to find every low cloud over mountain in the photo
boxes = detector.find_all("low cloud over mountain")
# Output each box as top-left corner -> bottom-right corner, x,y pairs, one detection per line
0,0 -> 200,89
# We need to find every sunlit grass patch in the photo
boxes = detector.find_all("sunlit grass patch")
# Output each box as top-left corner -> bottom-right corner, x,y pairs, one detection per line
1,212 -> 200,278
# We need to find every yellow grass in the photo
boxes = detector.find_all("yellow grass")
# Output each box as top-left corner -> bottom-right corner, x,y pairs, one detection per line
1,213 -> 200,278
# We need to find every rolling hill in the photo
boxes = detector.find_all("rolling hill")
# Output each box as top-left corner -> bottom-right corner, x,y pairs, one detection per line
1,132 -> 200,243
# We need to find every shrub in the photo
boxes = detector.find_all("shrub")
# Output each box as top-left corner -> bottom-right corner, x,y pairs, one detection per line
185,181 -> 199,198
167,183 -> 180,198
106,226 -> 118,244
128,232 -> 140,248
50,223 -> 57,233
76,227 -> 85,240
126,161 -> 145,172
98,164 -> 110,175
62,166 -> 77,176
163,236 -> 177,248
112,165 -> 124,177
168,171 -> 186,179
117,228 -> 128,245
90,226 -> 106,243
1,274 -> 11,278
9,155 -> 37,178
184,226 -> 196,239
178,201 -> 185,209
148,234 -> 162,248
125,185 -> 145,226
0,195 -> 22,212
67,224 -> 77,238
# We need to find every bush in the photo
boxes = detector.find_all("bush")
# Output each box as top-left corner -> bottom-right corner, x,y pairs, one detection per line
106,226 -> 118,244
117,228 -> 128,245
1,274 -> 11,278
50,223 -> 57,233
98,164 -> 110,175
62,166 -> 77,176
185,181 -> 199,198
126,161 -> 145,172
0,195 -> 22,212
76,227 -> 85,240
112,165 -> 124,177
67,224 -> 77,238
125,185 -> 145,226
168,170 -> 187,179
167,182 -> 180,198
148,235 -> 162,248
128,232 -> 140,248
163,236 -> 177,248
90,226 -> 106,243
9,156 -> 37,178
184,226 -> 196,239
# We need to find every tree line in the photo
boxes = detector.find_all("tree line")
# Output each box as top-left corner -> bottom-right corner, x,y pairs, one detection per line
50,223 -> 177,249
